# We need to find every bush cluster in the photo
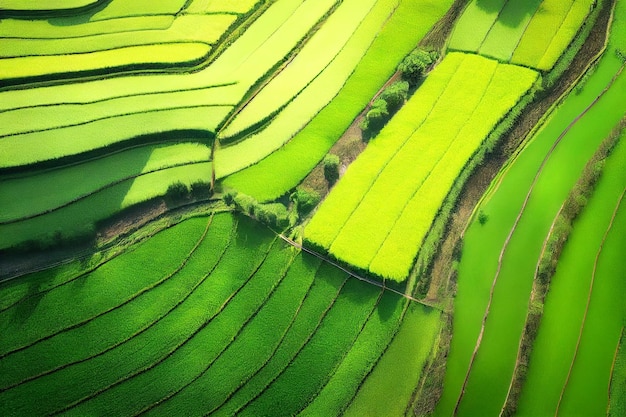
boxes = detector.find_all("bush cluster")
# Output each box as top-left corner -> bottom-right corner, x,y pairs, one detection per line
224,190 -> 289,230
165,180 -> 213,203
398,48 -> 438,87
360,81 -> 408,133
322,154 -> 340,185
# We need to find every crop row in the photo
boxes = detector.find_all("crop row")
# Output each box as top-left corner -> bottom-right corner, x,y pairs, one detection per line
449,0 -> 596,70
0,211 -> 439,415
0,161 -> 212,250
215,0 -> 402,178
517,129 -> 626,416
222,0 -> 454,202
218,0 -> 380,140
434,5 -> 626,414
305,52 -> 538,282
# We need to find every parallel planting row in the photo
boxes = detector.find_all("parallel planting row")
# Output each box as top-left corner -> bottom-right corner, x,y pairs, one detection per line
0,213 -> 440,416
434,0 -> 626,413
305,52 -> 538,282
449,0 -> 596,70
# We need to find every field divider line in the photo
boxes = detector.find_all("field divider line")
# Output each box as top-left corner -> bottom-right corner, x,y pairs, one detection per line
279,234 -> 438,309
50,231 -> 278,416
607,326 -> 624,416
133,248 -> 300,416
498,199 -> 565,417
204,259 -> 325,416
0,214 -> 213,364
475,0 -> 512,53
451,62 -> 625,417
0,103 -> 229,139
224,273 -> 351,417
554,187 -> 626,417
0,159 -> 211,225
326,56 -> 467,249
235,275 -> 383,416
0,215 -> 232,393
293,287 -> 386,416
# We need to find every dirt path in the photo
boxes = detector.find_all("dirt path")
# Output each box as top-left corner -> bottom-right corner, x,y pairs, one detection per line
553,188 -> 625,417
451,61 -> 625,417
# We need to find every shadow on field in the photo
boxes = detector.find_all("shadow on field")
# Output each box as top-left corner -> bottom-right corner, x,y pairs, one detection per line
476,0 -> 540,27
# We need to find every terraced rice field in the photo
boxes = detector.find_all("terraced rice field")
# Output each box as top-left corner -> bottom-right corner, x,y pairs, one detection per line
0,213 -> 439,415
449,0 -> 596,70
305,52 -> 537,282
434,1 -> 626,415
1,0 -> 623,415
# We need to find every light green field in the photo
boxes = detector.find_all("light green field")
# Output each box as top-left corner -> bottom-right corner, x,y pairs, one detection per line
0,0 -> 100,11
222,0 -> 454,201
214,0 -> 400,178
218,0 -> 378,139
0,143 -> 209,223
434,2 -> 626,414
185,0 -> 261,14
0,15 -> 235,57
448,0 -> 509,52
306,52 -> 537,281
516,130 -> 626,416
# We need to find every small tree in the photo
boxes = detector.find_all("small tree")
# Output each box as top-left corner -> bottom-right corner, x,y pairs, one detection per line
478,210 -> 489,225
166,181 -> 190,202
190,181 -> 212,199
323,154 -> 340,185
398,49 -> 437,86
360,98 -> 388,132
380,81 -> 409,113
291,187 -> 320,215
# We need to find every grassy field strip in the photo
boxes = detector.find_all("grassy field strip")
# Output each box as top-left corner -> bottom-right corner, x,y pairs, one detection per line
0,162 -> 213,250
214,0 -> 400,178
433,13 -> 626,414
514,136 -> 625,416
304,53 -> 466,250
478,0 -> 542,61
0,144 -> 210,223
0,105 -> 229,169
218,0 -> 378,139
557,186 -> 626,415
511,0 -> 594,70
453,69 -> 626,417
369,64 -> 539,280
536,0 -> 598,70
0,158 -> 210,225
298,292 -> 407,416
138,253 -> 315,416
222,0 -> 454,202
185,0 -> 262,14
236,279 -> 382,417
342,303 -> 441,417
0,0 -> 100,12
0,83 -> 236,137
0,15 -> 235,58
326,54 -> 499,273
0,215 -> 272,416
61,240 -> 296,416
88,0 -> 187,21
0,218 -> 207,356
208,262 -> 349,416
0,16 -> 174,39
447,0 -> 509,52
0,215 -> 228,391
609,332 -> 626,417
0,42 -> 212,82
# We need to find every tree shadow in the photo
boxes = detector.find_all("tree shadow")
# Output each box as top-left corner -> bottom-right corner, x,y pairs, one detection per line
476,0 -> 541,28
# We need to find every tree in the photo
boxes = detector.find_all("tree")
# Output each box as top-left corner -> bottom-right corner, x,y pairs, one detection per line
166,181 -> 189,202
380,81 -> 409,113
360,98 -> 388,132
291,187 -> 320,215
323,154 -> 340,185
398,49 -> 437,86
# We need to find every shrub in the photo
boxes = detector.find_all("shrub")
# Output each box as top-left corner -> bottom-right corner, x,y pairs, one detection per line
380,81 -> 409,113
166,182 -> 190,202
398,48 -> 437,86
190,181 -> 212,199
360,98 -> 389,132
323,154 -> 340,185
291,187 -> 321,215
